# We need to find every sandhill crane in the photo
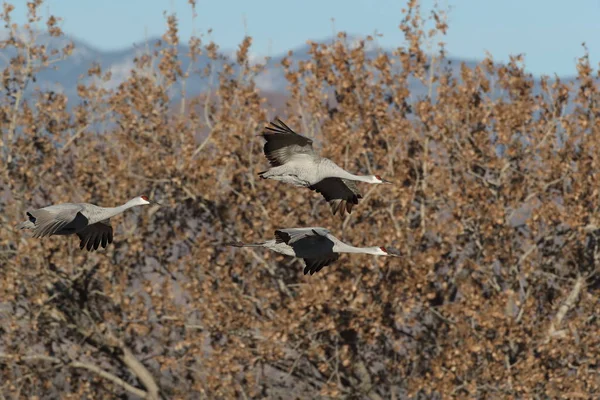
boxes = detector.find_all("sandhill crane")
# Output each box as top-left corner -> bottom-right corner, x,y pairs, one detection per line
258,118 -> 393,217
17,195 -> 160,251
225,227 -> 400,275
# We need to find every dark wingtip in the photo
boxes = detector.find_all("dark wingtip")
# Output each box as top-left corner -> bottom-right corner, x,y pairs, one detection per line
346,201 -> 353,215
330,201 -> 340,216
273,117 -> 287,127
264,117 -> 301,137
338,202 -> 348,219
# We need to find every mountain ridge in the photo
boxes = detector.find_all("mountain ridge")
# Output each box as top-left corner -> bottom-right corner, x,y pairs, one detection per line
0,30 -> 580,104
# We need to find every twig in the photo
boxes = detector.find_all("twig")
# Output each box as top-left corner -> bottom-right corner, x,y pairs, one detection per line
120,347 -> 161,400
191,90 -> 216,158
71,324 -> 162,400
5,40 -> 32,164
545,275 -> 585,343
0,353 -> 148,398
505,354 -> 513,391
353,360 -> 384,400
428,306 -> 456,325
60,108 -> 115,154
342,183 -> 380,233
243,247 -> 293,297
421,135 -> 430,231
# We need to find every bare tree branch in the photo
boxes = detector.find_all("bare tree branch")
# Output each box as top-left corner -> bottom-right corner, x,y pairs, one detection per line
545,275 -> 585,343
0,353 -> 149,398
120,347 -> 161,400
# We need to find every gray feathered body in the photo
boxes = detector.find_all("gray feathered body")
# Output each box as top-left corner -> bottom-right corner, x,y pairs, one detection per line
261,156 -> 345,187
16,198 -> 147,251
258,119 -> 366,216
18,203 -> 111,234
227,227 -> 390,275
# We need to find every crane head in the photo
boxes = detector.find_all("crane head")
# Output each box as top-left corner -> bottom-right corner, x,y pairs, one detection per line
137,195 -> 161,206
374,175 -> 393,184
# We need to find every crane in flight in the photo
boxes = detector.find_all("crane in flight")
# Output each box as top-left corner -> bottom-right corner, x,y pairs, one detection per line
225,227 -> 400,275
258,118 -> 393,217
17,195 -> 160,251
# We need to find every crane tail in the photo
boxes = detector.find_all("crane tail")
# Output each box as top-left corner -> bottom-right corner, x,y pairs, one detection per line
16,212 -> 36,230
16,220 -> 35,230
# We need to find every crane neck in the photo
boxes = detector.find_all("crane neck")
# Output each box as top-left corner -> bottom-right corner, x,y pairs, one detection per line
329,167 -> 375,183
335,244 -> 382,255
89,199 -> 141,223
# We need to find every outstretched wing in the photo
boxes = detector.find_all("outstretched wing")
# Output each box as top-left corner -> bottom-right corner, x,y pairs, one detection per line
274,227 -> 332,245
302,253 -> 340,275
76,220 -> 113,251
309,178 -> 363,217
261,118 -> 316,166
28,205 -> 84,238
274,228 -> 340,275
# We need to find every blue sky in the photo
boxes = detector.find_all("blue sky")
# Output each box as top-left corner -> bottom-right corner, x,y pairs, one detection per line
12,0 -> 600,77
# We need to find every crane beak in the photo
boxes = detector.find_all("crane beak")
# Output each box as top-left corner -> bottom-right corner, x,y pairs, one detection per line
380,178 -> 393,184
150,200 -> 162,207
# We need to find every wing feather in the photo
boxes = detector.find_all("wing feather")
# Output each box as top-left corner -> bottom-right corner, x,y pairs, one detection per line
303,253 -> 340,275
272,227 -> 340,275
76,220 -> 113,252
28,207 -> 83,238
309,178 -> 363,217
274,227 -> 331,244
261,118 -> 316,166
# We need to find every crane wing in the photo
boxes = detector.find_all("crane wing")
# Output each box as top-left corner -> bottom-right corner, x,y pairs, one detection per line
261,118 -> 316,166
28,206 -> 84,238
76,219 -> 113,251
274,227 -> 332,244
309,178 -> 363,217
273,228 -> 339,275
302,253 -> 340,275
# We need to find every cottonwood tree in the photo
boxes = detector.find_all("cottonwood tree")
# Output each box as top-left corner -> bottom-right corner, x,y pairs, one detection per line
1,1 -> 600,398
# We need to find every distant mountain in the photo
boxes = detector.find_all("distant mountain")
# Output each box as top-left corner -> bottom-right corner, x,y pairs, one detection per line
0,31 -> 579,106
